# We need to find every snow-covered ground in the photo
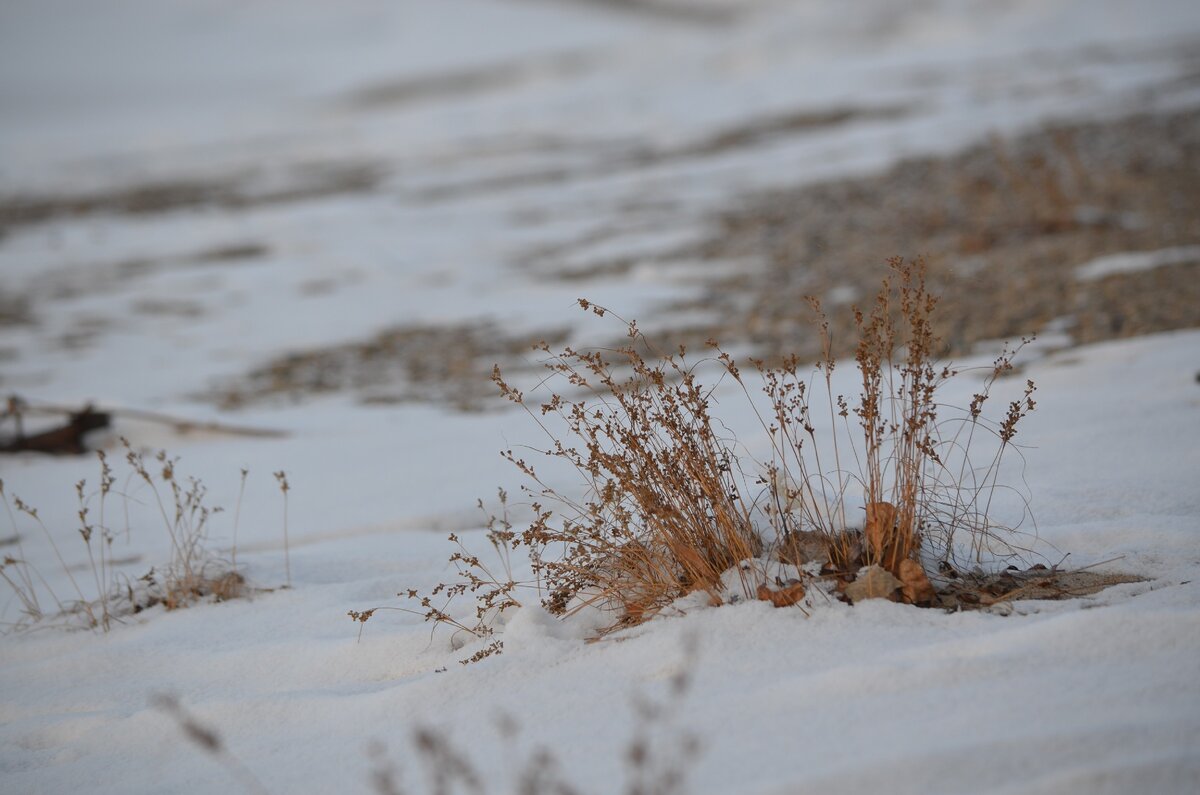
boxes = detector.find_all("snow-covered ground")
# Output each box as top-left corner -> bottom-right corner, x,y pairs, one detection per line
2,1 -> 1199,792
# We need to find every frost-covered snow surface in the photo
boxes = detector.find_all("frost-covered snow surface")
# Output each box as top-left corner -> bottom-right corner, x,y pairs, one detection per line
2,1 -> 1200,793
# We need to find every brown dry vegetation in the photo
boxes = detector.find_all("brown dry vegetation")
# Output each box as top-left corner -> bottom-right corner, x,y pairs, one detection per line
0,163 -> 381,232
211,110 -> 1199,415
655,109 -> 1200,361
367,259 -> 1056,661
211,322 -> 570,412
0,443 -> 257,631
933,564 -> 1143,612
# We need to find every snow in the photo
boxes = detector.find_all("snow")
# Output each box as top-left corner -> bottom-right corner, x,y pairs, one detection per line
3,335 -> 1197,795
2,1 -> 1200,793
1073,245 -> 1200,281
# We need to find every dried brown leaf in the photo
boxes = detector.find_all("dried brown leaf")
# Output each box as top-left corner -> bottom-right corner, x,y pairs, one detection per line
898,558 -> 936,606
756,580 -> 807,607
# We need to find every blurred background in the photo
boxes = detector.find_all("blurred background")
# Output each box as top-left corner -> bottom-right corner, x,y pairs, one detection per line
1,0 -> 1198,534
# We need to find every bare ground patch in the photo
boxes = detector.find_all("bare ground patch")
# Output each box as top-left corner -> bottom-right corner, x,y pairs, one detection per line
207,110 -> 1200,414
544,0 -> 739,26
0,162 -> 382,231
207,322 -> 570,412
0,291 -> 34,326
0,241 -> 270,359
407,103 -> 909,203
342,51 -> 598,111
932,564 -> 1145,612
643,108 -> 1200,361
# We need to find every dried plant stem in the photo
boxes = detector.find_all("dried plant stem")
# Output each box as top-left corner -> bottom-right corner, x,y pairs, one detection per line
16,496 -> 94,626
2,447 -> 252,631
0,481 -> 59,620
274,471 -> 291,587
232,468 -> 248,572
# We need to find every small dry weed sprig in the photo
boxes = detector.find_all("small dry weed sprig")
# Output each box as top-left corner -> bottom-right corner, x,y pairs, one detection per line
2,482 -> 107,628
232,467 -> 249,572
1,443 -> 253,631
73,450 -> 117,627
273,470 -> 291,587
1,479 -> 77,624
124,440 -> 237,610
352,492 -> 527,663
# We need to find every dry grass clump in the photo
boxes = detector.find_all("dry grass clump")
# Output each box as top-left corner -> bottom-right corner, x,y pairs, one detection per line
494,305 -> 763,625
748,257 -> 1036,599
365,257 -> 1037,658
360,317 -> 768,661
122,442 -> 243,614
0,441 -> 262,631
